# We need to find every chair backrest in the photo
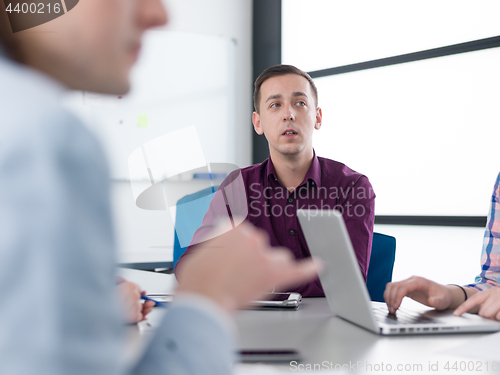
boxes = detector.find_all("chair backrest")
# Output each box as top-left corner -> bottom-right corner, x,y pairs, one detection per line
172,186 -> 218,269
366,232 -> 396,302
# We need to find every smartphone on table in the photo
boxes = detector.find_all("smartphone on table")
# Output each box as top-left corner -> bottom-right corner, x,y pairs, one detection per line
251,292 -> 302,309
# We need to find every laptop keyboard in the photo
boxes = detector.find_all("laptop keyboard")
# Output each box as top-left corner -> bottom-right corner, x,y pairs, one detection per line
372,305 -> 435,325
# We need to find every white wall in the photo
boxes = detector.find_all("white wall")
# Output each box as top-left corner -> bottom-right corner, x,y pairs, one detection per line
113,0 -> 253,263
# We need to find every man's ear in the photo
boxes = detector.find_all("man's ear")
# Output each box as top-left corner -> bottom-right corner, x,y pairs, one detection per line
314,107 -> 323,130
252,112 -> 264,135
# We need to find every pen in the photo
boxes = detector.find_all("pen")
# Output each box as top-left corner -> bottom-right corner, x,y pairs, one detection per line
141,294 -> 168,308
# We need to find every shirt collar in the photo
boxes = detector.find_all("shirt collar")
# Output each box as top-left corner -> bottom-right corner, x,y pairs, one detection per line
0,48 -> 67,98
266,157 -> 279,182
266,150 -> 322,188
303,151 -> 322,188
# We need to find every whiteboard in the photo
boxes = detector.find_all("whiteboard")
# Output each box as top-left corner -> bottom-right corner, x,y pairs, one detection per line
65,30 -> 237,180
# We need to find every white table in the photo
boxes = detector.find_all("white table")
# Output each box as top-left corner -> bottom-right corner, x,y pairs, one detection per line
234,298 -> 500,373
122,270 -> 500,374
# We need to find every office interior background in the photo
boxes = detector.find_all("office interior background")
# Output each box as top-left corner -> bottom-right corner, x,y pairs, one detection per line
65,0 -> 500,286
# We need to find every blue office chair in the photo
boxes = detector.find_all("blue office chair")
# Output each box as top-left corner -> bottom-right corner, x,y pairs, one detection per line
366,232 -> 396,303
172,186 -> 219,270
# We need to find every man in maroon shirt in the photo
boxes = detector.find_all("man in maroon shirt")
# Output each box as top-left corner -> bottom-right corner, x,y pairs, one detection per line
176,65 -> 375,297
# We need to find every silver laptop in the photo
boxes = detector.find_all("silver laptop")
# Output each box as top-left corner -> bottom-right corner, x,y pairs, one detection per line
297,209 -> 500,335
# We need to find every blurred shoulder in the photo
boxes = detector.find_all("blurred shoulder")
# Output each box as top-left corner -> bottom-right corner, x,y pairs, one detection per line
0,57 -> 103,162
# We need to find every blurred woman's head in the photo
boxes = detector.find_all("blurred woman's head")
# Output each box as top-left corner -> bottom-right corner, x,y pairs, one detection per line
0,0 -> 167,95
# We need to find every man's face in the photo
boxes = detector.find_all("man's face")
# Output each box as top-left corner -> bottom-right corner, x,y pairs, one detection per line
253,74 -> 322,159
17,0 -> 167,94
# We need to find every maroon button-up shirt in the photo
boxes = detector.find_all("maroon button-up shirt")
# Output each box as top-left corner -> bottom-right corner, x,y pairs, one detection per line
176,154 -> 376,297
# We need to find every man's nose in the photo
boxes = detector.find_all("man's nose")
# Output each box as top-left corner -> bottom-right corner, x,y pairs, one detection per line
283,105 -> 295,121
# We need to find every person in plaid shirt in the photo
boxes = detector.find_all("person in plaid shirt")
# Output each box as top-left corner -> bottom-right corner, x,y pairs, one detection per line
384,172 -> 500,321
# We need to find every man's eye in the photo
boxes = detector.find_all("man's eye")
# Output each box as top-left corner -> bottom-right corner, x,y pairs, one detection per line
296,101 -> 306,106
270,103 -> 280,108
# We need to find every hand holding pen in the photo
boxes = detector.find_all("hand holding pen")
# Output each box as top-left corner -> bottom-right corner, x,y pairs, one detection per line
116,276 -> 156,323
141,294 -> 168,308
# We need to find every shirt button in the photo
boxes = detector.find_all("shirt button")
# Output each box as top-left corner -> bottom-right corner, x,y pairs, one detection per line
289,229 -> 295,235
288,198 -> 293,203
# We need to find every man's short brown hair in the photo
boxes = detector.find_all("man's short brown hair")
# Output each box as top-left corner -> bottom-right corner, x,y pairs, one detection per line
253,64 -> 318,113
0,3 -> 22,62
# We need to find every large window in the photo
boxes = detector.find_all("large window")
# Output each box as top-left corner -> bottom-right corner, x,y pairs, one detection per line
281,0 -> 500,218
282,0 -> 500,72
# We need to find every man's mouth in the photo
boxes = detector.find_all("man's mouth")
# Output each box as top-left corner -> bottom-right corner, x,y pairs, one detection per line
282,130 -> 297,136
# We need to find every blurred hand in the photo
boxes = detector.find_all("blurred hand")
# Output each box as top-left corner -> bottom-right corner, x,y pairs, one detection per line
454,287 -> 500,320
384,276 -> 454,314
175,222 -> 321,314
116,276 -> 155,324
